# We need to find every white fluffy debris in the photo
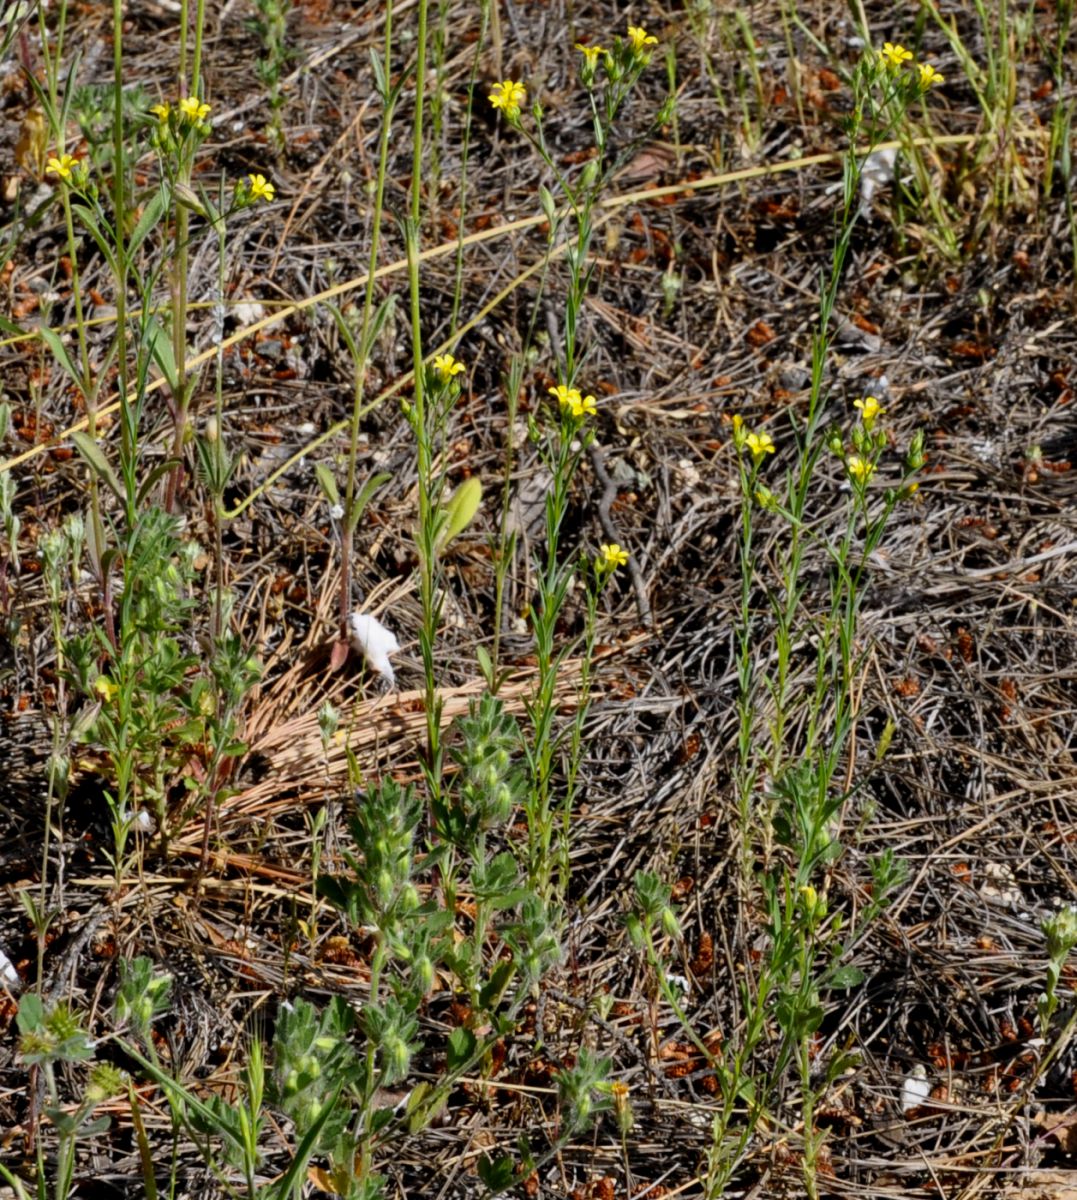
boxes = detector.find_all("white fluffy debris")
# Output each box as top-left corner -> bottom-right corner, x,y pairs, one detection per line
348,612 -> 400,684
901,1064 -> 931,1113
0,944 -> 21,991
860,146 -> 898,206
233,301 -> 265,327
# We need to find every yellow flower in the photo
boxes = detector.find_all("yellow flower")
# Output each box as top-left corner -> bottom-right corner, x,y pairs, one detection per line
150,101 -> 171,122
549,384 -> 596,419
853,395 -> 884,429
247,173 -> 275,203
94,676 -> 119,702
576,42 -> 607,67
488,79 -> 526,119
745,430 -> 775,463
917,62 -> 944,88
878,42 -> 913,70
846,454 -> 875,483
731,413 -> 747,449
178,95 -> 211,123
433,353 -> 465,382
597,542 -> 629,571
627,24 -> 658,53
46,153 -> 78,181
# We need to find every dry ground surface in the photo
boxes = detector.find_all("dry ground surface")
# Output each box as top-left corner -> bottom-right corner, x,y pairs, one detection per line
1,0 -> 1077,1196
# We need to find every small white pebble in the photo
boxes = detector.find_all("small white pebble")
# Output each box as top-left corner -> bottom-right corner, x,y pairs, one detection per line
297,421 -> 316,436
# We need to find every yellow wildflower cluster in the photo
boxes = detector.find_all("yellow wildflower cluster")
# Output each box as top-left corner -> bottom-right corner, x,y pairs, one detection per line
46,152 -> 79,182
179,95 -> 211,123
597,542 -> 628,572
549,383 -> 597,420
488,79 -> 526,121
877,41 -> 943,88
627,24 -> 658,54
853,395 -> 884,431
845,454 -> 875,484
433,353 -> 465,383
731,414 -> 776,466
246,173 -> 275,203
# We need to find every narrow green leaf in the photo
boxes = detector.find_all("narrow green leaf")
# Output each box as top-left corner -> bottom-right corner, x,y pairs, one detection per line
360,293 -> 397,359
129,188 -> 167,259
265,1084 -> 343,1200
438,475 -> 482,551
70,432 -> 124,502
71,204 -> 119,277
37,325 -> 83,392
136,457 -> 183,508
314,463 -> 339,506
145,317 -> 178,393
346,471 -> 391,536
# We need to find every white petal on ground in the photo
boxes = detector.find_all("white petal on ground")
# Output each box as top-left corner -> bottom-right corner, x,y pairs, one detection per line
348,612 -> 401,684
860,147 -> 898,206
0,944 -> 21,991
901,1064 -> 931,1112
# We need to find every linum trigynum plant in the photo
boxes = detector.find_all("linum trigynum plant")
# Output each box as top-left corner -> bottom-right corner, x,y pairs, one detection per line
485,25 -> 667,902
626,44 -> 936,1198
23,0 -> 275,893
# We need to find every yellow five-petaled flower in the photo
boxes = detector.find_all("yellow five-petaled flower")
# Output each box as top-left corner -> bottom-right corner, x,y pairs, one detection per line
917,62 -> 944,88
46,153 -> 78,181
94,675 -> 119,702
598,542 -> 629,571
150,102 -> 171,122
846,454 -> 875,483
627,24 -> 658,54
879,42 -> 913,70
247,173 -> 275,203
745,430 -> 775,463
433,353 -> 465,382
489,79 -> 526,120
179,95 -> 211,123
576,42 -> 607,68
854,395 -> 884,429
549,383 -> 596,420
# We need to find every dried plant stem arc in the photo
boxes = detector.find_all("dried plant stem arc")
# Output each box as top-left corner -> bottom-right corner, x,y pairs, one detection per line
0,132 -> 977,489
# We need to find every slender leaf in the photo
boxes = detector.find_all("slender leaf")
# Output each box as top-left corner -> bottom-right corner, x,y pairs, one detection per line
314,463 -> 339,506
346,471 -> 391,535
129,188 -> 167,259
71,431 -> 124,502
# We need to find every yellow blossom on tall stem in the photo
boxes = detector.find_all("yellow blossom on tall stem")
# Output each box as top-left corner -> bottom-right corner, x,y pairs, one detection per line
597,542 -> 629,571
576,43 -> 607,68
853,395 -> 884,430
150,102 -> 171,122
488,79 -> 526,120
549,384 -> 596,420
46,153 -> 78,181
179,95 -> 211,123
878,42 -> 913,70
433,353 -> 465,383
917,62 -> 944,88
627,24 -> 658,54
247,173 -> 275,203
846,454 -> 875,484
745,430 -> 775,464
